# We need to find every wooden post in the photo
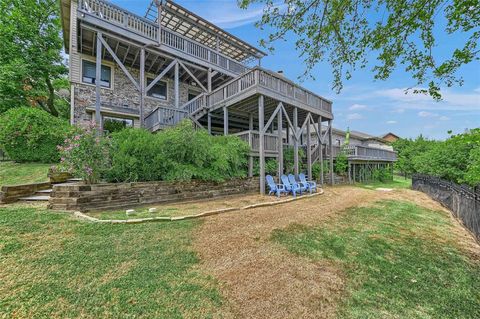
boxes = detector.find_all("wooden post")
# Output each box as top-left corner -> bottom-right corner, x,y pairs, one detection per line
348,162 -> 352,184
277,109 -> 283,177
259,95 -> 265,195
207,68 -> 212,93
248,113 -> 254,177
156,1 -> 162,45
139,47 -> 145,128
293,107 -> 299,176
223,106 -> 228,135
207,112 -> 212,134
174,61 -> 179,108
328,120 -> 334,185
306,114 -> 312,180
95,32 -> 102,132
318,115 -> 324,185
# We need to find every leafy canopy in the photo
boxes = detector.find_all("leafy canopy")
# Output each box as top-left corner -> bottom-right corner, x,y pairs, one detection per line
239,0 -> 480,99
0,0 -> 67,116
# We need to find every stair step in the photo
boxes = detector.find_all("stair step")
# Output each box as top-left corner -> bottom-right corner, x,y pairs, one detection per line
36,189 -> 53,194
20,195 -> 50,201
66,178 -> 83,182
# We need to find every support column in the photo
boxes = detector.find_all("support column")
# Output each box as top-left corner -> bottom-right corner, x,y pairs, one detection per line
207,68 -> 212,93
207,112 -> 212,134
318,116 -> 324,185
258,95 -> 265,195
328,120 -> 334,185
293,107 -> 299,176
306,114 -> 312,180
348,162 -> 352,183
277,110 -> 283,177
95,33 -> 103,132
174,61 -> 179,108
223,106 -> 228,135
248,113 -> 254,177
139,47 -> 145,128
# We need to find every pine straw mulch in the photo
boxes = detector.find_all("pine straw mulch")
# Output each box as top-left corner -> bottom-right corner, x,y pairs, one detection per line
192,186 -> 480,319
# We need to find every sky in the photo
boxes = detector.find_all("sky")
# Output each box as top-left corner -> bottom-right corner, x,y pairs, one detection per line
111,0 -> 480,140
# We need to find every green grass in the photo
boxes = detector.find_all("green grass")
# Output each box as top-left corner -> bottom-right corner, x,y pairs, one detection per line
359,175 -> 412,190
0,205 -> 222,318
0,161 -> 51,186
272,200 -> 480,319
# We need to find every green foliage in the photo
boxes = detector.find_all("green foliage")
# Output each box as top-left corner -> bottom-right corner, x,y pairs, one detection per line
334,150 -> 348,175
0,162 -> 51,186
0,0 -> 67,116
106,121 -> 250,183
394,129 -> 480,186
239,0 -> 479,99
372,167 -> 393,182
283,146 -> 305,174
272,200 -> 480,318
0,107 -> 71,163
58,122 -> 110,184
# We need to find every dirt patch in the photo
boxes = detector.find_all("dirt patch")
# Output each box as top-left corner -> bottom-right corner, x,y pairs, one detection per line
193,186 -> 480,319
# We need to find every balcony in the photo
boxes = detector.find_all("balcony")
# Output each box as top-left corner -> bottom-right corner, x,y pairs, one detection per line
182,68 -> 333,117
78,0 -> 248,76
326,145 -> 397,162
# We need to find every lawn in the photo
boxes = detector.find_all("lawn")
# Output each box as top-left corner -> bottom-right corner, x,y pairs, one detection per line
272,200 -> 480,318
359,175 -> 412,190
0,161 -> 51,186
0,205 -> 222,318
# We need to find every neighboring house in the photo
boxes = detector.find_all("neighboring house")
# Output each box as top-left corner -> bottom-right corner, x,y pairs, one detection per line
382,132 -> 400,142
59,0 -> 394,190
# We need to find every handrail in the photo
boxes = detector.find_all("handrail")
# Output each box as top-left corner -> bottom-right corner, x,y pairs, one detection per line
79,0 -> 247,75
145,105 -> 188,129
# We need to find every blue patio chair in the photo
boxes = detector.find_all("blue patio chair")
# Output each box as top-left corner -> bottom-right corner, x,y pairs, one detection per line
288,174 -> 308,194
281,174 -> 301,197
299,173 -> 317,193
266,175 -> 287,197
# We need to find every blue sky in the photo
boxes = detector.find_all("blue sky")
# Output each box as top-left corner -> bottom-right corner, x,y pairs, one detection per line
113,0 -> 479,139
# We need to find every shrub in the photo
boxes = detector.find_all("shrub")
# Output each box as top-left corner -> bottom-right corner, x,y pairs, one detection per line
106,121 -> 250,183
0,107 -> 71,162
334,150 -> 348,175
58,122 -> 110,184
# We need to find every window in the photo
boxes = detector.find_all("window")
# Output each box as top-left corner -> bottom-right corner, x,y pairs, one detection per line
188,89 -> 201,101
103,116 -> 133,134
82,60 -> 112,88
147,78 -> 167,100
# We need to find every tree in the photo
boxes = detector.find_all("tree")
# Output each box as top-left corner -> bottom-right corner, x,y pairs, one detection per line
239,0 -> 480,99
0,0 -> 67,116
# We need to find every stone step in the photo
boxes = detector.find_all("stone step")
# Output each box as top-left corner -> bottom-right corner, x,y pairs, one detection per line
36,189 -> 53,194
19,195 -> 51,201
66,178 -> 83,182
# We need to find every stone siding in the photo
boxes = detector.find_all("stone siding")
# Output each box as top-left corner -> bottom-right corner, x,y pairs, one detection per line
72,54 -> 202,126
48,178 -> 260,212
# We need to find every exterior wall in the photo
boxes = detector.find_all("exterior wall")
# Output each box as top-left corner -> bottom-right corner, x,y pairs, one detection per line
70,51 -> 203,127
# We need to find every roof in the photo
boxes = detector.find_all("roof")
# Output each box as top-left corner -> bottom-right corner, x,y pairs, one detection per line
382,132 -> 400,139
144,0 -> 267,62
326,128 -> 389,144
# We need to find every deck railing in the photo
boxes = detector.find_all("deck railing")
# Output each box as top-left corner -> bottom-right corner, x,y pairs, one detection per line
326,145 -> 397,161
79,0 -> 247,75
234,131 -> 279,154
195,68 -> 332,115
145,106 -> 188,130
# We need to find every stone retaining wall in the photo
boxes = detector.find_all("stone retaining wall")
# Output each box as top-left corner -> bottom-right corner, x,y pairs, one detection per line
48,178 -> 260,212
0,182 -> 52,204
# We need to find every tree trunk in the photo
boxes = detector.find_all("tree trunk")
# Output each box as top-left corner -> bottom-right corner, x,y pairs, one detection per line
45,75 -> 59,117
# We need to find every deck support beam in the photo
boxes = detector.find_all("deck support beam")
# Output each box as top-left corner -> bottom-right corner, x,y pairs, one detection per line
318,116 -> 324,185
293,107 -> 299,176
139,47 -> 145,128
277,109 -> 283,177
328,119 -> 334,185
174,61 -> 180,108
258,95 -> 265,195
223,106 -> 228,135
306,113 -> 312,180
248,113 -> 254,178
207,112 -> 212,134
207,68 -> 212,93
95,32 -> 102,132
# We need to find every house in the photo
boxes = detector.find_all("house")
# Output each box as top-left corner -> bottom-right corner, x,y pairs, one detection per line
59,0 -> 394,192
382,132 -> 400,142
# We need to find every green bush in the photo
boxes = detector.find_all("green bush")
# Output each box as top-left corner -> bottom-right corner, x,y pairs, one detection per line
0,107 -> 71,163
334,150 -> 348,175
106,121 -> 250,183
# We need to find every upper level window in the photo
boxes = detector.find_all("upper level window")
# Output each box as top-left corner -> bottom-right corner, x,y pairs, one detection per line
82,60 -> 112,88
147,78 -> 167,100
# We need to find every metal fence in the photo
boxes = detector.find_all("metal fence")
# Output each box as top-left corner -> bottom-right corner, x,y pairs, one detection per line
412,174 -> 479,241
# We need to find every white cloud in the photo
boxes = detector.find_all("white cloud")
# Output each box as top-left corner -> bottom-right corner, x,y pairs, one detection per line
386,120 -> 397,124
347,113 -> 364,120
439,116 -> 450,121
349,103 -> 368,110
418,111 -> 437,117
